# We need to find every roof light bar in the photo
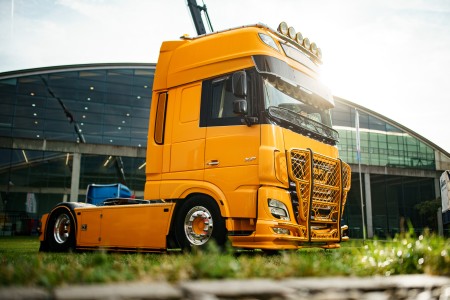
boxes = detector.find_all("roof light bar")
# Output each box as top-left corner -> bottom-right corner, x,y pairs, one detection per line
276,21 -> 322,61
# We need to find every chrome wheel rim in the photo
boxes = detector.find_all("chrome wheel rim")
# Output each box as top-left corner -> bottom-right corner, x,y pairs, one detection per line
53,213 -> 71,244
184,206 -> 213,245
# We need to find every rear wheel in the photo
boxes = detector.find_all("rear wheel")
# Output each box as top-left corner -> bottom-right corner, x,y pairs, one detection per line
175,196 -> 226,251
46,207 -> 76,252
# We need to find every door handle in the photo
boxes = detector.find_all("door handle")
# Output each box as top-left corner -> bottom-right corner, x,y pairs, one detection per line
206,160 -> 219,166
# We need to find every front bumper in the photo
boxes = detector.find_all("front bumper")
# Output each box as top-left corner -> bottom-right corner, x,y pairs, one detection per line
230,149 -> 351,250
230,186 -> 344,250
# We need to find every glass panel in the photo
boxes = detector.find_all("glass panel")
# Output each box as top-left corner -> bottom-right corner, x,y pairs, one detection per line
131,117 -> 148,129
106,82 -> 132,95
131,96 -> 151,108
368,115 -> 385,131
17,76 -> 49,97
0,78 -> 17,94
105,93 -> 133,105
46,86 -> 78,100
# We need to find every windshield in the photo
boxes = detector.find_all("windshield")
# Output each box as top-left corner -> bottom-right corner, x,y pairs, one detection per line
263,77 -> 339,143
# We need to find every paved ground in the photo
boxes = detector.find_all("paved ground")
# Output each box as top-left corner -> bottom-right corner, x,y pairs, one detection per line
1,275 -> 449,300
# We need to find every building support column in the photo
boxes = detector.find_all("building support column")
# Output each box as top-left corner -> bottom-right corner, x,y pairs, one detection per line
435,174 -> 444,236
437,208 -> 444,236
364,172 -> 373,238
434,174 -> 441,201
70,153 -> 81,202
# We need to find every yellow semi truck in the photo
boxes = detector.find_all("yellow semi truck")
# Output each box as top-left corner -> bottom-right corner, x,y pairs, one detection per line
39,22 -> 351,252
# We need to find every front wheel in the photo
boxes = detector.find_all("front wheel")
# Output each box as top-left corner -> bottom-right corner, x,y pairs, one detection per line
175,196 -> 227,251
46,207 -> 76,252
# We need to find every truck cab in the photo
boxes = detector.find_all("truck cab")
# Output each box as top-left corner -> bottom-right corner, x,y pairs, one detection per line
145,22 -> 351,250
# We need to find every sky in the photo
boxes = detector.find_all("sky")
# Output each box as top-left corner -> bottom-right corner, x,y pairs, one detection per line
1,0 -> 450,152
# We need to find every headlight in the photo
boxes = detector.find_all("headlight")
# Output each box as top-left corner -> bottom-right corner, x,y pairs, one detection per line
268,199 -> 290,221
272,227 -> 290,235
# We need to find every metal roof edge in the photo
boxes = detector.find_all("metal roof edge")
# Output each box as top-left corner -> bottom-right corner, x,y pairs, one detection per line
0,63 -> 157,80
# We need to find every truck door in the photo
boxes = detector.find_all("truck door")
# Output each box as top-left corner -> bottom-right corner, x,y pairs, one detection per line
158,83 -> 206,199
202,71 -> 260,218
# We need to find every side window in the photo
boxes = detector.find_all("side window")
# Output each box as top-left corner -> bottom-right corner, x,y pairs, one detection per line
200,74 -> 248,127
210,77 -> 239,119
154,92 -> 168,144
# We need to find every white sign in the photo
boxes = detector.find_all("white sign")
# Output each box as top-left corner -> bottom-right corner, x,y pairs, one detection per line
26,193 -> 37,214
440,171 -> 450,213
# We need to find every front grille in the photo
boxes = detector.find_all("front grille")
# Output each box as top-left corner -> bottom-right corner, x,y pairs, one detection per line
287,148 -> 351,241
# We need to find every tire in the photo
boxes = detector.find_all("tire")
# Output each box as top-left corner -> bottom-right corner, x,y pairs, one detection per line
175,196 -> 227,251
261,249 -> 282,256
38,241 -> 49,252
46,207 -> 76,252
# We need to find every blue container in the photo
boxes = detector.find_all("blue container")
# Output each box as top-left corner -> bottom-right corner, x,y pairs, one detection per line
86,183 -> 132,205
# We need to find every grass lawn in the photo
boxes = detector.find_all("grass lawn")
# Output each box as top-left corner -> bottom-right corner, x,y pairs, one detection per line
0,233 -> 449,288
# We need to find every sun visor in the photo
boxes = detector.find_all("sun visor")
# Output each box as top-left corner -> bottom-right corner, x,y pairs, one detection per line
253,55 -> 334,108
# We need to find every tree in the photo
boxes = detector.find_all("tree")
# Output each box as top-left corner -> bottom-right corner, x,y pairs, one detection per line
414,197 -> 441,232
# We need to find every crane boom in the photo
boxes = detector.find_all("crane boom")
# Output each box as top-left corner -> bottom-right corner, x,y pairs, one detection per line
186,0 -> 213,35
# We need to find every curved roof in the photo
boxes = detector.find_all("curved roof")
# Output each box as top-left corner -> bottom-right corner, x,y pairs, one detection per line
0,62 -> 156,149
334,96 -> 450,159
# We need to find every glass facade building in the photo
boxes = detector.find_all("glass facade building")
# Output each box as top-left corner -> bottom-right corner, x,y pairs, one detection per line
333,98 -> 450,237
0,64 -> 154,234
1,64 -> 449,236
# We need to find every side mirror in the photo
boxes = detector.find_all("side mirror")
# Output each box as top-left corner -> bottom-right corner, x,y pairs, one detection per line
233,99 -> 247,115
232,71 -> 247,98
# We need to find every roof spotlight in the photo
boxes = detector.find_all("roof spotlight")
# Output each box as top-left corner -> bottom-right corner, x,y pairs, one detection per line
303,37 -> 310,49
310,42 -> 317,53
277,22 -> 289,36
288,26 -> 296,39
295,32 -> 303,44
316,48 -> 322,59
